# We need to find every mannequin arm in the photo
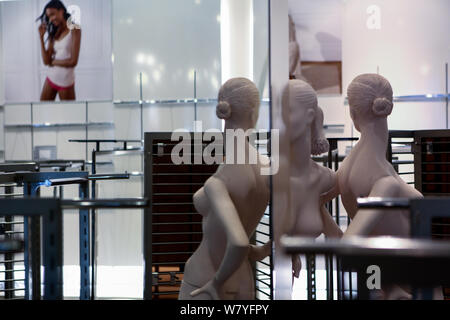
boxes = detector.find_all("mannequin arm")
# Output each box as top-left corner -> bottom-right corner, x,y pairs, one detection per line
320,205 -> 343,238
292,254 -> 301,278
249,241 -> 271,262
319,171 -> 340,205
343,176 -> 399,237
190,176 -> 249,299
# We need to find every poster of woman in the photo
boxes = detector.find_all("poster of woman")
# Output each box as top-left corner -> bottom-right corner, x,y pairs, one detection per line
0,0 -> 112,103
37,0 -> 81,101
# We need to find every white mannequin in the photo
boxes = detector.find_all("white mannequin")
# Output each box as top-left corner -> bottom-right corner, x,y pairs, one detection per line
179,78 -> 271,300
283,80 -> 343,255
321,74 -> 421,237
321,73 -> 443,299
281,80 -> 343,285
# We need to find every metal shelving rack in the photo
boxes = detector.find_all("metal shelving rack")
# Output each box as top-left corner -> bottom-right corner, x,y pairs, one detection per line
303,132 -> 417,300
144,132 -> 215,299
0,163 -> 38,300
1,101 -> 116,163
69,139 -> 142,300
333,129 -> 450,300
1,197 -> 150,300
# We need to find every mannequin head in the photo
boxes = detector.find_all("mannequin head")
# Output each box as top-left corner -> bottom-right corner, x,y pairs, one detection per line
347,73 -> 393,132
283,79 -> 329,155
216,78 -> 260,130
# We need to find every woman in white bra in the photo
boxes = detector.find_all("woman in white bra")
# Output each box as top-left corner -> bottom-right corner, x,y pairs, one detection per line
37,0 -> 81,101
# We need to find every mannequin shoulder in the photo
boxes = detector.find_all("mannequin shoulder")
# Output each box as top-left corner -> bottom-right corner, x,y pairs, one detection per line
314,162 -> 337,193
212,164 -> 256,191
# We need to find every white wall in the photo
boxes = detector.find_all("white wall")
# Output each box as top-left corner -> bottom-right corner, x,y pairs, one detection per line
1,0 -> 112,102
254,0 -> 270,99
290,0 -> 450,138
341,0 -> 450,134
289,0 -> 342,61
220,0 -> 253,83
0,5 -> 4,161
0,4 -> 4,105
342,0 -> 449,96
112,0 -> 221,101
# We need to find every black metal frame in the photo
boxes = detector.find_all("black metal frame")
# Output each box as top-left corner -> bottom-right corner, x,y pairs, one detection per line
17,171 -> 90,300
282,234 -> 450,300
0,163 -> 40,300
357,196 -> 450,299
0,240 -> 23,253
6,160 -> 86,172
144,132 -> 193,300
0,198 -> 63,300
68,138 -> 143,299
143,131 -> 274,300
410,198 -> 450,300
0,197 -> 149,300
0,163 -> 39,173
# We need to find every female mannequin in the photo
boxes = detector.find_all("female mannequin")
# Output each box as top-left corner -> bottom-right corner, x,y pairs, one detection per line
321,73 -> 442,299
284,79 -> 343,242
179,78 -> 271,300
322,74 -> 421,237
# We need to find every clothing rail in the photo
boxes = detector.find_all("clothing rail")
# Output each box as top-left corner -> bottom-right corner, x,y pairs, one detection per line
282,235 -> 450,300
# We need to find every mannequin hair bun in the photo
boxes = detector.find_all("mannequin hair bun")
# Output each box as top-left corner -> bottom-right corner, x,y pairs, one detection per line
372,97 -> 393,116
216,101 -> 232,120
311,138 -> 329,156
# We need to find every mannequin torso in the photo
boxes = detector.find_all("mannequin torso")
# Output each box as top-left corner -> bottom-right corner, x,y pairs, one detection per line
283,80 -> 342,241
290,161 -> 335,237
337,137 -> 419,237
181,142 -> 270,299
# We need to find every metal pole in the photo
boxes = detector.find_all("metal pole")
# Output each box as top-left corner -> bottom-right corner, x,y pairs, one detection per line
31,103 -> 34,160
42,203 -> 63,300
4,185 -> 14,299
90,144 -> 98,300
140,72 -> 144,141
85,101 -> 89,161
23,183 -> 31,300
79,182 -> 90,300
28,183 -> 41,300
326,142 -> 335,300
306,254 -> 316,300
143,135 -> 152,300
446,63 -> 448,129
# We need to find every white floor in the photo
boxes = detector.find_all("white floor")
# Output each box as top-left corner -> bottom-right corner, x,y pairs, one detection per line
1,264 -> 346,300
